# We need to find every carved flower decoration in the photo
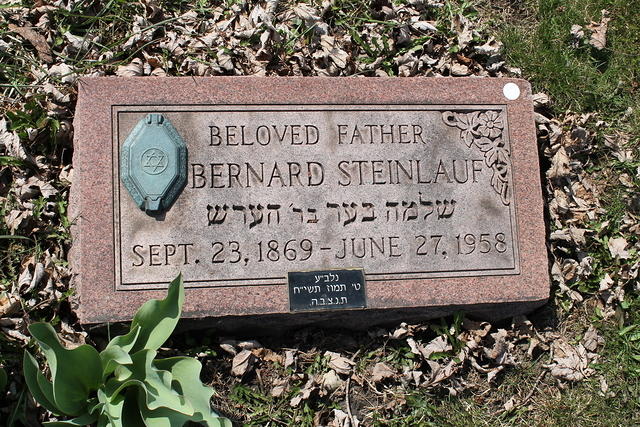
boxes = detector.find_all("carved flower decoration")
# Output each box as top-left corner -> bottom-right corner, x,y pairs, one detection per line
441,110 -> 511,206
477,111 -> 504,138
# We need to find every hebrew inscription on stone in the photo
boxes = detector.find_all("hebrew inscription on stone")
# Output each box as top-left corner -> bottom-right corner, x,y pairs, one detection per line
113,105 -> 520,290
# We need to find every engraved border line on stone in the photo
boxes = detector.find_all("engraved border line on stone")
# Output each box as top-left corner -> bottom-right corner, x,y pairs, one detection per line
114,106 -> 520,291
441,110 -> 511,206
120,121 -> 145,208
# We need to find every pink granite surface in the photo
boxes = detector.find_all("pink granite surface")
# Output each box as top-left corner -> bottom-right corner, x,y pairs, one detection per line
70,77 -> 549,325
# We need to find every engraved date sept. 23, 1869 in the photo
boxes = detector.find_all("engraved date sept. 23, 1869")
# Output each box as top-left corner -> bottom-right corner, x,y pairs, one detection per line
129,232 -> 509,268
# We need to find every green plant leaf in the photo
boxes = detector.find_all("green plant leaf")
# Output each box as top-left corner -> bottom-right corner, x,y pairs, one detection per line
129,275 -> 184,353
104,324 -> 141,358
130,349 -> 193,415
100,343 -> 134,378
121,387 -> 147,426
104,378 -> 146,402
97,383 -> 124,427
96,387 -> 145,427
23,351 -> 59,415
100,324 -> 141,380
0,155 -> 37,171
0,366 -> 6,391
106,350 -> 192,417
43,412 -> 98,426
28,323 -> 103,416
104,378 -> 193,426
0,234 -> 32,241
139,406 -> 193,427
22,274 -> 230,426
155,357 -> 232,426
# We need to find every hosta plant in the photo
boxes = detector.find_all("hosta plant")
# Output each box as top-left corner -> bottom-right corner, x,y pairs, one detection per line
23,274 -> 232,426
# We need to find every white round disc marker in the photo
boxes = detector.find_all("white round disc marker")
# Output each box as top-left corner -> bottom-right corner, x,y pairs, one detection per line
503,82 -> 520,100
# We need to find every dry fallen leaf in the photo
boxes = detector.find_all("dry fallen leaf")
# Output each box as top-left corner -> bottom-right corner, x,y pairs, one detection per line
452,14 -> 473,49
532,92 -> 550,107
321,369 -> 343,391
484,329 -> 515,365
570,24 -> 585,47
30,262 -> 46,293
2,327 -> 31,344
0,119 -> 30,161
608,236 -> 630,259
48,63 -> 78,84
19,176 -> 58,200
294,3 -> 327,34
284,349 -> 296,368
270,377 -> 288,397
450,62 -> 470,76
116,58 -> 145,77
122,16 -> 153,50
547,146 -> 571,179
599,376 -> 610,396
332,408 -> 360,427
582,326 -> 604,352
486,366 -> 504,383
390,322 -> 413,339
5,209 -> 30,233
0,293 -> 20,317
238,340 -> 262,350
215,49 -> 235,73
231,349 -> 257,376
587,10 -> 611,50
407,335 -> 452,360
613,148 -> 634,163
43,82 -> 71,103
8,24 -> 53,63
260,349 -> 283,364
545,341 -> 594,382
320,35 -> 349,69
619,173 -> 634,187
325,351 -> 354,375
402,367 -> 422,386
290,376 -> 317,407
462,318 -> 492,337
412,21 -> 437,32
371,362 -> 395,383
424,335 -> 452,357
219,340 -> 237,356
424,359 -> 458,385
504,397 -> 515,412
569,227 -> 588,246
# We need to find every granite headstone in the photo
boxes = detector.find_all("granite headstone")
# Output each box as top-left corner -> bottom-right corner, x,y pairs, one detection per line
70,77 -> 549,328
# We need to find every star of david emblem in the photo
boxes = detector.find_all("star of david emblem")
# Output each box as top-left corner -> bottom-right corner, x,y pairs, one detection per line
141,148 -> 168,175
122,113 -> 187,212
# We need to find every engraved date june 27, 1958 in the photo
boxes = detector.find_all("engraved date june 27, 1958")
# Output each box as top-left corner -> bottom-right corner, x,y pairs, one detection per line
128,232 -> 509,267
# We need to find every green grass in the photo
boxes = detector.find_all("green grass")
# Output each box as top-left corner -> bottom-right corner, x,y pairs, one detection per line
229,383 -> 335,426
371,392 -> 443,426
439,1 -> 640,425
494,0 -> 640,135
330,1 -> 640,426
382,358 -> 640,427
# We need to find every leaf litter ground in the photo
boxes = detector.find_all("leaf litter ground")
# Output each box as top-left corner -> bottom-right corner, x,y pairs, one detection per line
0,0 -> 639,425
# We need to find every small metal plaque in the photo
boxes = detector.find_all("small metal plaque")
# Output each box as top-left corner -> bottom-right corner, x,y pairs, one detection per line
121,113 -> 187,212
288,269 -> 367,312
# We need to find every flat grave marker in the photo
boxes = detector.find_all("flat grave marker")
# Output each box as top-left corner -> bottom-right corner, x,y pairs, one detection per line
71,77 -> 549,326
